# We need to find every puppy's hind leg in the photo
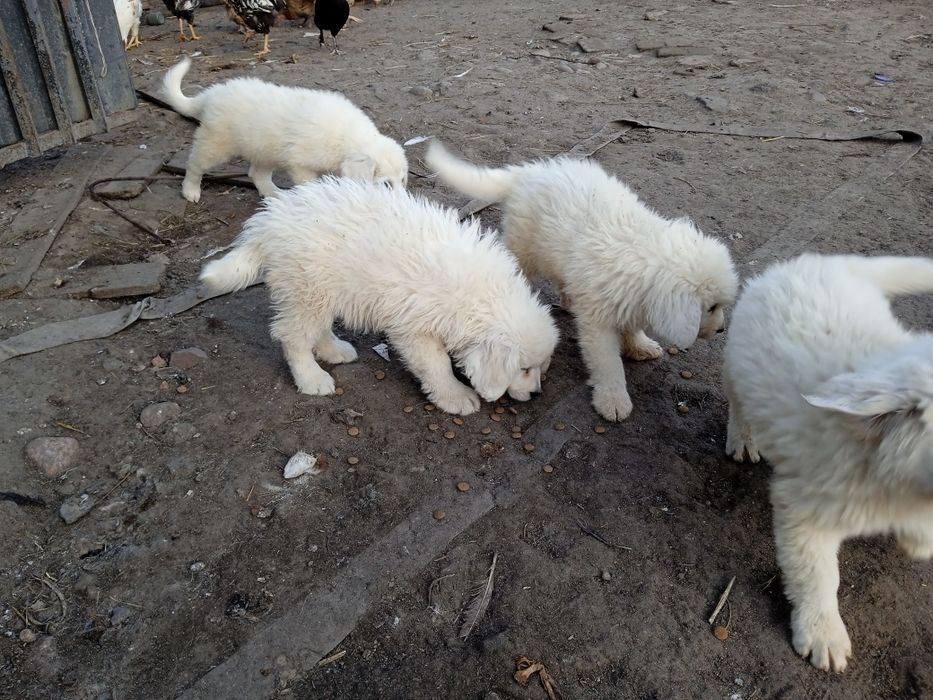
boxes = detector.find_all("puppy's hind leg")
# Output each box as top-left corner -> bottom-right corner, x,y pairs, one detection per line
724,365 -> 760,463
392,333 -> 480,416
622,329 -> 663,361
270,311 -> 336,396
774,505 -> 852,672
248,164 -> 280,198
182,128 -> 234,203
576,317 -> 633,422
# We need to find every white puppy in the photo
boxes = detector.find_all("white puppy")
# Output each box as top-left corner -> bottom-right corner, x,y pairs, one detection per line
724,253 -> 933,672
161,57 -> 408,202
200,177 -> 558,414
426,141 -> 738,421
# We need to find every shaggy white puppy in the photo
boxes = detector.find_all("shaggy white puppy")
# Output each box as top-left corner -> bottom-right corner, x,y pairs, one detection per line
426,141 -> 738,421
724,253 -> 933,672
161,57 -> 408,202
200,177 -> 558,414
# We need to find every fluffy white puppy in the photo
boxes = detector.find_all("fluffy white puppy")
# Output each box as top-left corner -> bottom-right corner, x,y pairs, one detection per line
426,141 -> 738,421
724,253 -> 933,672
200,177 -> 558,414
161,57 -> 408,202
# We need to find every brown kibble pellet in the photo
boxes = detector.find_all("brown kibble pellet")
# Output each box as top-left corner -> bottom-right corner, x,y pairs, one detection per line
347,456 -> 360,465
668,347 -> 679,355
176,384 -> 188,394
444,430 -> 456,439
677,403 -> 689,414
160,380 -> 169,391
511,432 -> 522,440
403,405 -> 414,413
680,370 -> 693,379
481,427 -> 492,435
523,443 -> 535,453
335,387 -> 345,396
542,464 -> 554,474
428,423 -> 440,431
347,426 -> 360,436
508,407 -> 519,415
594,425 -> 607,434
374,370 -> 386,380
554,422 -> 566,431
494,406 -> 505,414
713,625 -> 729,641
452,417 -> 464,426
433,509 -> 446,521
424,404 -> 435,412
490,413 -> 502,422
456,481 -> 471,492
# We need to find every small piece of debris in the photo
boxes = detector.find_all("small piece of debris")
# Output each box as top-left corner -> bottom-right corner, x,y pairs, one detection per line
347,456 -> 360,465
60,494 -> 96,524
403,405 -> 414,413
19,629 -> 38,643
601,569 -> 612,581
456,481 -> 471,493
251,505 -> 274,519
680,370 -> 693,379
542,464 -> 554,474
432,509 -> 446,521
677,403 -> 690,414
372,343 -> 391,361
444,430 -> 456,440
190,561 -> 206,572
374,370 -> 386,380
347,426 -> 360,437
523,443 -> 535,453
283,451 -> 321,479
554,422 -> 566,431
713,625 -> 729,641
594,425 -> 607,434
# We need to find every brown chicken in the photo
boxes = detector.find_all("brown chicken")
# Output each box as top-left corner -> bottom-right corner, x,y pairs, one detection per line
281,0 -> 315,26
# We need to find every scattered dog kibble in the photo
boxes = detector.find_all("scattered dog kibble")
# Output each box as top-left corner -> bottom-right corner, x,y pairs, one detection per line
677,403 -> 689,414
490,413 -> 502,422
508,407 -> 519,415
512,432 -> 522,439
542,464 -> 554,473
713,625 -> 729,641
452,417 -> 464,426
428,423 -> 440,431
433,509 -> 446,521
668,347 -> 679,355
425,404 -> 436,412
374,370 -> 386,380
444,430 -> 456,439
456,481 -> 471,492
554,422 -> 566,431
176,385 -> 189,394
334,387 -> 345,396
494,406 -> 505,414
481,427 -> 492,435
594,425 -> 607,434
403,405 -> 414,413
523,443 -> 535,453
347,456 -> 359,465
680,370 -> 693,379
347,426 -> 361,436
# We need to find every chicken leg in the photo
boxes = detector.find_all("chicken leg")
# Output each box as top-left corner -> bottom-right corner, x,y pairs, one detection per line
187,21 -> 201,40
254,33 -> 271,57
176,17 -> 187,41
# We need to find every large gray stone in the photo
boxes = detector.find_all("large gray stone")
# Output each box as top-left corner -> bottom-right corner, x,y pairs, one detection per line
140,402 -> 181,428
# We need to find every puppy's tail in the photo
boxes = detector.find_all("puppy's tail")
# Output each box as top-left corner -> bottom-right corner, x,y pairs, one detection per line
200,234 -> 264,294
425,140 -> 517,202
161,56 -> 203,119
847,256 -> 933,297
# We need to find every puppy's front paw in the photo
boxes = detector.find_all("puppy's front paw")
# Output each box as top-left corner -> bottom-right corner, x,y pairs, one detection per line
294,368 -> 336,396
316,338 -> 358,365
726,431 -> 760,463
623,336 -> 663,361
431,383 -> 481,416
591,383 -> 633,422
182,181 -> 201,203
792,608 -> 852,672
898,531 -> 933,560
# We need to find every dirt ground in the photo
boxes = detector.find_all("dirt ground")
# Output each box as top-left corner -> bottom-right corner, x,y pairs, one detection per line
1,0 -> 932,698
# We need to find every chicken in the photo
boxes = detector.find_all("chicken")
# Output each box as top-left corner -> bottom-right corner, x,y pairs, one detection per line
314,0 -> 350,54
223,0 -> 287,56
281,0 -> 315,26
162,0 -> 201,41
114,0 -> 143,49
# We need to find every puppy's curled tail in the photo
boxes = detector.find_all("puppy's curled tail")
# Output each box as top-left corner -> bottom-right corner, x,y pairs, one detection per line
200,236 -> 264,294
847,256 -> 933,297
425,140 -> 516,202
161,56 -> 202,119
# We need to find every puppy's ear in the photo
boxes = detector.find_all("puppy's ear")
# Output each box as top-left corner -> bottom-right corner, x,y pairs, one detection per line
803,370 -> 914,416
646,288 -> 702,349
340,154 -> 377,182
462,342 -> 520,403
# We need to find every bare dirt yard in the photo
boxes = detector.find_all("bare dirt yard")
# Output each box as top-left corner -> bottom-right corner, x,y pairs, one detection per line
1,0 -> 931,698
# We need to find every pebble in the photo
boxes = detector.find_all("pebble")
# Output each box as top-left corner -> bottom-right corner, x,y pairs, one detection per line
139,402 -> 181,428
643,9 -> 667,20
60,494 -> 96,524
444,430 -> 456,440
169,422 -> 198,444
542,464 -> 554,473
523,443 -> 535,453
601,570 -> 612,581
374,371 -> 386,380
109,606 -> 132,627
144,10 -> 164,25
150,355 -> 167,368
347,426 -> 360,437
554,422 -> 566,431
677,403 -> 690,414
159,380 -> 169,391
594,425 -> 607,434
408,85 -> 434,98
713,625 -> 729,641
680,370 -> 693,379
481,427 -> 492,435
432,509 -> 446,521
456,481 -> 470,493
403,406 -> 414,413
176,384 -> 189,394
19,628 -> 37,643
334,387 -> 344,396
347,456 -> 359,465
452,417 -> 464,426
428,423 -> 440,431
26,436 -> 80,478
170,347 -> 208,370
190,561 -> 205,572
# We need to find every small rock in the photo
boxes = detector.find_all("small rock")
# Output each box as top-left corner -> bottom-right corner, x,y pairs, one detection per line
109,606 -> 132,627
168,422 -> 198,444
140,402 -> 181,428
150,355 -> 167,368
19,628 -> 38,643
696,95 -> 730,112
60,494 -> 96,524
729,57 -> 761,68
170,347 -> 208,370
190,561 -> 205,572
408,85 -> 434,98
283,451 -> 320,479
554,422 -> 566,431
144,10 -> 164,25
635,37 -> 667,51
556,61 -> 575,73
643,9 -> 667,20
601,570 -> 612,581
542,464 -> 554,474
680,370 -> 693,379
677,55 -> 721,69
577,36 -> 609,53
26,436 -> 80,478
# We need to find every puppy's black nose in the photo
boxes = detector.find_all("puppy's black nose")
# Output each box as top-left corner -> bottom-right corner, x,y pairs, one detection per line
716,327 -> 725,334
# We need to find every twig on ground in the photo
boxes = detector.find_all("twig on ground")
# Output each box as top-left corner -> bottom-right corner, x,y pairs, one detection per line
708,576 -> 736,625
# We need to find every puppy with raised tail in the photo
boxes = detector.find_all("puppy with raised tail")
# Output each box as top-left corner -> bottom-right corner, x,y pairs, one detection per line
200,177 -> 558,414
161,57 -> 408,202
426,140 -> 738,421
724,253 -> 933,672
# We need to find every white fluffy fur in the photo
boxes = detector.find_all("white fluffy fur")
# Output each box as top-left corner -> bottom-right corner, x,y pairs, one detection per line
161,57 -> 408,202
426,141 -> 738,421
724,253 -> 933,672
200,177 -> 558,414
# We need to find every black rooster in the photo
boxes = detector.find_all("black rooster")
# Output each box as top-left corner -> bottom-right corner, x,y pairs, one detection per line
223,0 -> 287,56
162,0 -> 201,41
313,0 -> 349,54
